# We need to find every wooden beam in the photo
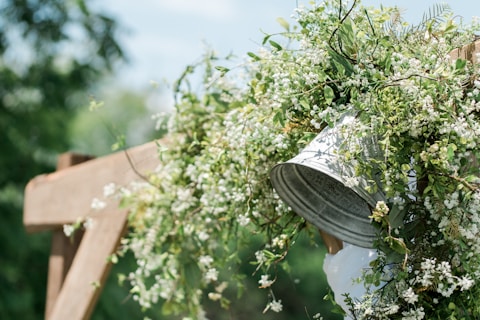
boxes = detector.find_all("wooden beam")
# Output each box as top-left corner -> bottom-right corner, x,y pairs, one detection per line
319,230 -> 343,254
45,153 -> 92,319
24,141 -> 160,232
46,229 -> 84,319
23,141 -> 163,319
449,39 -> 480,63
47,207 -> 129,320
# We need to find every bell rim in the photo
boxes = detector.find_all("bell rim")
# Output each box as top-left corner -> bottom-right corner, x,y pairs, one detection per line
270,161 -> 381,248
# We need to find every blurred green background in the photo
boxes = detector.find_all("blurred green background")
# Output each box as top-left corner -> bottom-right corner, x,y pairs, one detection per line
0,0 -> 338,319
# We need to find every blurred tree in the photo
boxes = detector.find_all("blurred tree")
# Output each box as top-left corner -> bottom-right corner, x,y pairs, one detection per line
69,86 -> 164,156
0,0 -> 128,318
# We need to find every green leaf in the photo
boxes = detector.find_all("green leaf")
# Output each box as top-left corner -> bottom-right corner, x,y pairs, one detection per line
247,51 -> 261,61
385,236 -> 409,255
338,18 -> 355,54
328,48 -> 354,76
447,143 -> 457,160
88,99 -> 104,111
323,85 -> 335,105
262,34 -> 272,45
108,253 -> 119,264
111,134 -> 126,151
388,205 -> 406,229
276,17 -> 290,31
455,58 -> 467,70
273,111 -> 286,127
215,66 -> 230,75
269,40 -> 283,51
299,98 -> 310,110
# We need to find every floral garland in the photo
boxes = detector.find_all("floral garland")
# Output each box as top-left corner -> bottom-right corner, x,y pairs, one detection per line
117,0 -> 480,319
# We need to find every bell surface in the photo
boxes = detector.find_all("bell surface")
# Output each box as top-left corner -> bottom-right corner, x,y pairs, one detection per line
270,115 -> 385,248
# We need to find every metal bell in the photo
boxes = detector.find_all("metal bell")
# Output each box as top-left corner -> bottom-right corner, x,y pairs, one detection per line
270,114 -> 385,248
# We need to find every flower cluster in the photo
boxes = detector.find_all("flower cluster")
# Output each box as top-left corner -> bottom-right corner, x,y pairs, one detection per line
118,51 -> 305,317
117,0 -> 480,318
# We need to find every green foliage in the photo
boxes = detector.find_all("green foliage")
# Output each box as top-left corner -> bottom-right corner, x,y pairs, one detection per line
69,89 -> 160,156
118,0 -> 480,319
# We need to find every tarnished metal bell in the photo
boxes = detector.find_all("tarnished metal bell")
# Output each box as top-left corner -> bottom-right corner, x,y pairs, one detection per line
270,114 -> 385,248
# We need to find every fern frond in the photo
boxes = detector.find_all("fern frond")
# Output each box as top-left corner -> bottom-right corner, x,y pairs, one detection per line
409,3 -> 452,34
383,3 -> 452,41
382,6 -> 406,38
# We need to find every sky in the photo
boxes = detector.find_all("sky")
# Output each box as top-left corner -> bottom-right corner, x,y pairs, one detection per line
99,1 -> 480,92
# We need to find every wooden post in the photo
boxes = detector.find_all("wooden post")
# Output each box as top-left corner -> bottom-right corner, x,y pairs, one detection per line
24,141 -> 161,320
45,153 -> 93,319
319,230 -> 343,254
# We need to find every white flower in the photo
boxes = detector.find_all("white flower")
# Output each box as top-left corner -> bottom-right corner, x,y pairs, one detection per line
344,175 -> 360,188
197,231 -> 210,241
255,250 -> 267,264
384,304 -> 400,315
258,274 -> 274,288
215,281 -> 228,293
402,287 -> 418,304
269,299 -> 283,312
63,224 -> 74,237
237,213 -> 250,226
272,234 -> 287,249
364,307 -> 374,316
91,197 -> 106,210
208,292 -> 222,301
83,217 -> 94,229
184,224 -> 194,235
204,268 -> 218,283
199,255 -> 213,267
198,231 -> 210,241
458,276 -> 474,291
401,307 -> 425,319
103,182 -> 116,197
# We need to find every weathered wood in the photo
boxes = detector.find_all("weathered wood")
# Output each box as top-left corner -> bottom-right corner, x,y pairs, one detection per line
48,206 -> 129,320
449,39 -> 480,63
319,230 -> 344,254
24,140 -> 162,320
46,229 -> 85,318
45,153 -> 92,319
24,141 -> 159,232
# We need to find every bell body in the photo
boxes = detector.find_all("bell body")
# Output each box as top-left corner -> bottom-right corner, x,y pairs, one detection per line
270,114 -> 385,248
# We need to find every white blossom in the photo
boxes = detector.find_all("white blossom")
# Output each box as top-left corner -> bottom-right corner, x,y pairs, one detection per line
237,214 -> 250,226
269,299 -> 283,312
91,197 -> 106,210
103,182 -> 116,197
197,231 -> 210,241
204,268 -> 218,283
83,217 -> 94,229
258,274 -> 274,288
63,224 -> 74,237
402,287 -> 418,304
199,255 -> 213,267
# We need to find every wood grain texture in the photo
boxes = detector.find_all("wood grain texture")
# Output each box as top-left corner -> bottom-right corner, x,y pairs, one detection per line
23,140 -> 163,319
24,141 -> 159,232
47,207 -> 129,320
449,39 -> 480,63
45,153 -> 91,319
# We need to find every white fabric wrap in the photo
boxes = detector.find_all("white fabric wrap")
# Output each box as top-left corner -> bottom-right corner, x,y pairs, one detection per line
323,244 -> 378,319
